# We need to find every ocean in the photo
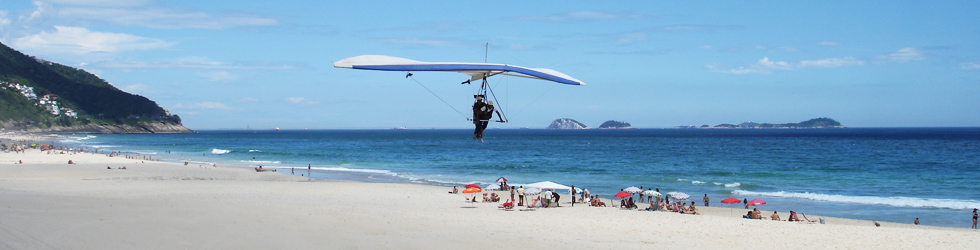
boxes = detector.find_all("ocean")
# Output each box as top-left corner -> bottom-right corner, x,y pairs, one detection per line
55,128 -> 980,228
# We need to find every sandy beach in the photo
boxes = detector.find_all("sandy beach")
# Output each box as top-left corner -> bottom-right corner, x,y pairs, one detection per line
1,137 -> 978,249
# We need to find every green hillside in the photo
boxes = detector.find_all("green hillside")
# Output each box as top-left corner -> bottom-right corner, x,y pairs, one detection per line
0,41 -> 182,130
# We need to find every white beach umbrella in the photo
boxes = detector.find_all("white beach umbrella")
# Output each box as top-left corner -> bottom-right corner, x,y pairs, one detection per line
485,183 -> 501,190
623,186 -> 643,193
666,192 -> 690,200
642,190 -> 662,197
523,187 -> 542,196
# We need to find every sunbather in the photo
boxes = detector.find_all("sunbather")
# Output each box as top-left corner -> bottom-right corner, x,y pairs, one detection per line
771,211 -> 781,221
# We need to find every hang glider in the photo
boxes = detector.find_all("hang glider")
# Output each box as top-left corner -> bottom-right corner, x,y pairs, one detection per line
333,55 -> 585,86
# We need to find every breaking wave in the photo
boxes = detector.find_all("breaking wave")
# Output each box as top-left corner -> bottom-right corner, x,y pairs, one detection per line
733,190 -> 980,210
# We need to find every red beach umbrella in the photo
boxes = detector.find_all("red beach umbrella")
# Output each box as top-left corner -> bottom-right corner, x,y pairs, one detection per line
614,191 -> 631,199
747,199 -> 767,206
721,197 -> 742,217
721,197 -> 741,204
464,184 -> 480,189
496,177 -> 508,182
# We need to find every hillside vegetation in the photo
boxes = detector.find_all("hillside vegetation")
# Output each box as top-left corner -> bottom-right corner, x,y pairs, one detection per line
0,41 -> 185,132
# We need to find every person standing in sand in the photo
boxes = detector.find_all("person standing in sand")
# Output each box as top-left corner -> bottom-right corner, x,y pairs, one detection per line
517,186 -> 525,206
973,208 -> 977,229
570,185 -> 576,206
703,194 -> 709,207
510,187 -> 516,203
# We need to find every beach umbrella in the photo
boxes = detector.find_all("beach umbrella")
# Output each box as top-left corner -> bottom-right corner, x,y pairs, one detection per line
485,183 -> 500,190
642,190 -> 662,198
464,184 -> 480,189
614,191 -> 631,199
496,177 -> 508,182
720,197 -> 741,216
623,186 -> 643,193
523,187 -> 542,196
720,197 -> 741,204
462,187 -> 482,208
666,192 -> 690,200
747,199 -> 767,206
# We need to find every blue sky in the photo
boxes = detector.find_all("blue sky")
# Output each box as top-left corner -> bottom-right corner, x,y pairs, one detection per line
2,1 -> 978,129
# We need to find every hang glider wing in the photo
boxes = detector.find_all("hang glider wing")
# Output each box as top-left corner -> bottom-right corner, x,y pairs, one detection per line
333,55 -> 585,86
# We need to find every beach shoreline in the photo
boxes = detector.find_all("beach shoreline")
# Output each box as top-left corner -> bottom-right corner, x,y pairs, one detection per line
2,133 -> 978,249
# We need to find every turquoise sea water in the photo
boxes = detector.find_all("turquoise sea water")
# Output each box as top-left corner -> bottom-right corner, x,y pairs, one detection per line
57,128 -> 980,228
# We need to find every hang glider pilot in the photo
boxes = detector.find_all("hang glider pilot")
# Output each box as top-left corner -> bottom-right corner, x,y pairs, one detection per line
472,95 -> 494,142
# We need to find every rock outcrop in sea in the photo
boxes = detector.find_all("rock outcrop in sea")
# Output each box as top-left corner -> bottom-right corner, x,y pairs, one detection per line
547,118 -> 588,129
598,120 -> 635,129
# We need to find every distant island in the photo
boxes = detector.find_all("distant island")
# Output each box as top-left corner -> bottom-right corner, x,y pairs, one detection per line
676,118 -> 845,129
547,118 -> 588,129
598,120 -> 635,129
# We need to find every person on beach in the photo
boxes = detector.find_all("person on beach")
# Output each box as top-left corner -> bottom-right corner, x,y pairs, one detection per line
553,191 -> 560,207
543,191 -> 553,207
570,186 -> 576,206
703,194 -> 709,207
744,198 -> 749,209
973,208 -> 977,229
517,186 -> 525,206
510,187 -> 516,202
914,218 -> 919,225
638,186 -> 644,202
771,211 -> 781,221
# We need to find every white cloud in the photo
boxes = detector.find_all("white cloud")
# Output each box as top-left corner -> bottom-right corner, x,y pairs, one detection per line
877,48 -> 924,63
816,41 -> 841,46
615,32 -> 645,44
122,83 -> 151,92
57,7 -> 278,29
528,11 -> 644,21
174,102 -> 232,110
11,26 -> 172,55
286,97 -> 318,105
99,57 -> 296,70
0,10 -> 11,27
960,62 -> 980,70
200,71 -> 237,82
376,38 -> 467,48
708,56 -> 865,74
47,0 -> 154,7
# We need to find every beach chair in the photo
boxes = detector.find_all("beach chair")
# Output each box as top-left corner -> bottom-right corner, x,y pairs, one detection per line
520,199 -> 540,211
498,200 -> 514,210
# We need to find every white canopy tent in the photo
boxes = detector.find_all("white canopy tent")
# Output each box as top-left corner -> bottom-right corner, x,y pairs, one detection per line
525,181 -> 573,194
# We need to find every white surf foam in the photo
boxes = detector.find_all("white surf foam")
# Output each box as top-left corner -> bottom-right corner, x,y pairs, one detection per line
733,190 -> 980,210
691,181 -> 705,185
211,148 -> 231,154
724,183 -> 741,188
315,167 -> 395,175
248,149 -> 261,152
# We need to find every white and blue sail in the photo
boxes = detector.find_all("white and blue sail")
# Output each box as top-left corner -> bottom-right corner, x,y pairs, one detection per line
333,55 -> 585,86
